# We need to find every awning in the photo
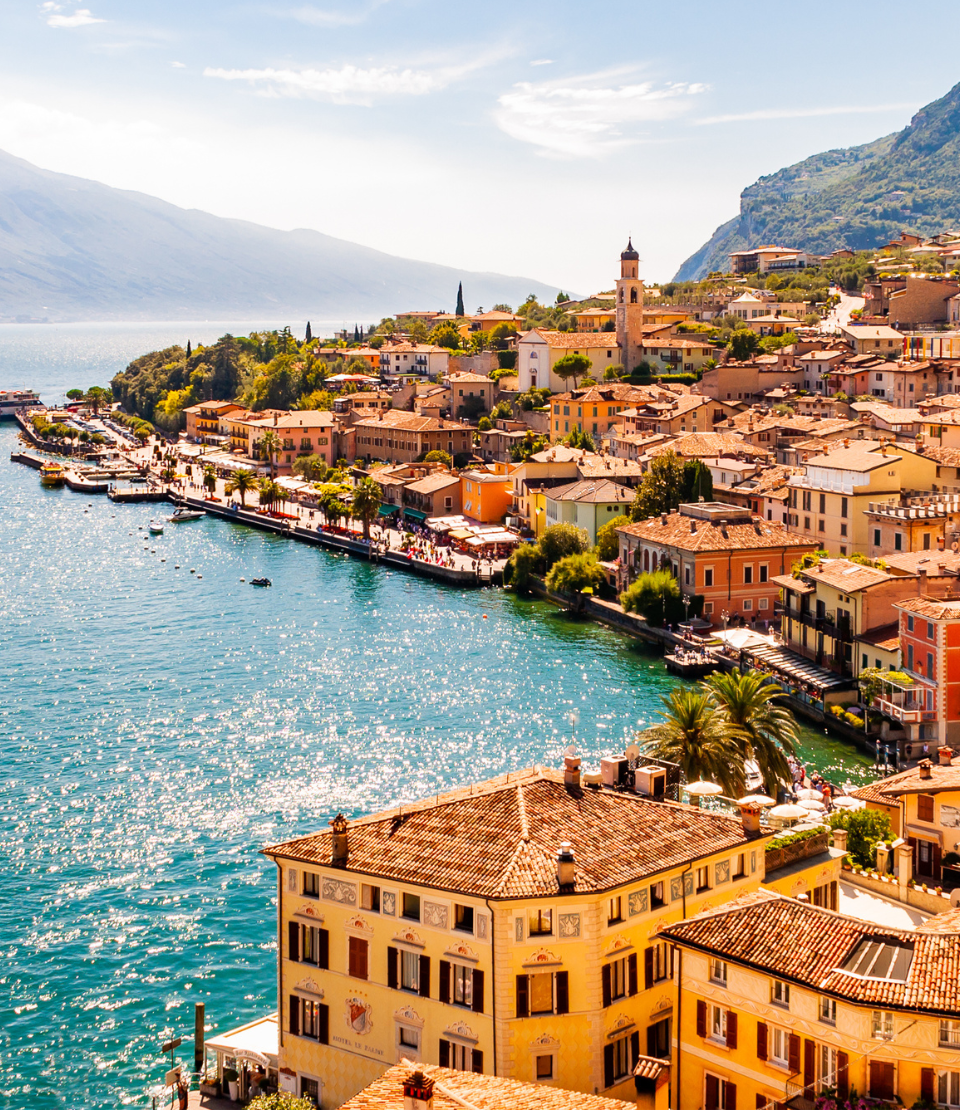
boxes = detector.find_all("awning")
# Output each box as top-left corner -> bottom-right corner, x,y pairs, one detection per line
403,508 -> 427,521
745,643 -> 855,692
206,1014 -> 279,1065
378,505 -> 399,517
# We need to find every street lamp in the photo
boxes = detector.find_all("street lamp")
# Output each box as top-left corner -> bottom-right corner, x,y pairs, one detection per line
722,609 -> 729,635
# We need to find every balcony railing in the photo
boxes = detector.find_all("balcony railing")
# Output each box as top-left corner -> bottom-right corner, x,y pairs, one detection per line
876,695 -> 937,723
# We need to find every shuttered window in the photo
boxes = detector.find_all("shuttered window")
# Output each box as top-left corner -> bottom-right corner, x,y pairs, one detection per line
348,936 -> 368,980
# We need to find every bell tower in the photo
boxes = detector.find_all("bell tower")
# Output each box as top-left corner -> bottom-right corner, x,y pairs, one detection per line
615,237 -> 644,373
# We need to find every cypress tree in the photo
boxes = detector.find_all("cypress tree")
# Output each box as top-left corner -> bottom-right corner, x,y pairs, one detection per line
456,282 -> 465,317
354,323 -> 360,342
186,340 -> 192,357
305,321 -> 312,342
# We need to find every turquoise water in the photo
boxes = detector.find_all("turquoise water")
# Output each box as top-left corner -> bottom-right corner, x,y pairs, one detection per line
0,325 -> 871,1110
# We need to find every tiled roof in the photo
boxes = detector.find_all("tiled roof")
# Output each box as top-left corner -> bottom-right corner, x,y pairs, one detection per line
262,767 -> 756,899
731,465 -> 799,496
353,410 -> 469,433
272,411 -> 335,429
556,384 -> 655,404
894,595 -> 960,620
340,1063 -> 636,1110
857,623 -> 899,652
546,479 -> 634,505
526,329 -> 622,350
884,550 -> 960,575
853,762 -> 960,802
577,456 -> 646,479
646,434 -> 769,460
801,445 -> 901,472
617,511 -> 813,554
406,473 -> 460,495
770,572 -> 813,593
663,890 -> 960,1016
800,558 -> 894,592
908,444 -> 960,467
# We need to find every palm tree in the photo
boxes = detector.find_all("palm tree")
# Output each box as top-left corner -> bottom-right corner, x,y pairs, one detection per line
351,477 -> 382,539
225,468 -> 257,507
642,688 -> 747,799
258,477 -> 279,511
702,670 -> 797,794
203,465 -> 217,497
258,429 -> 280,477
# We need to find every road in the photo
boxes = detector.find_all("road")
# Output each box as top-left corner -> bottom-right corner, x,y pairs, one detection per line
820,286 -> 865,335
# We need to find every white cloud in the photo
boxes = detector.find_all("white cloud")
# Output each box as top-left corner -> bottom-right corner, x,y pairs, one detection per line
43,5 -> 106,28
171,61 -> 186,68
288,1 -> 389,27
204,57 -> 486,105
495,72 -> 707,158
695,102 -> 916,125
530,59 -> 553,66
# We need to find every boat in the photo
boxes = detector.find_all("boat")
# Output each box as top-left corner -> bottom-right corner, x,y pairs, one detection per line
250,577 -> 272,588
40,461 -> 66,487
148,521 -> 164,534
0,388 -> 41,418
167,508 -> 205,522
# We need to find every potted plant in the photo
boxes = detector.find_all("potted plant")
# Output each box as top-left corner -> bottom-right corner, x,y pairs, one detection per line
223,1067 -> 239,1101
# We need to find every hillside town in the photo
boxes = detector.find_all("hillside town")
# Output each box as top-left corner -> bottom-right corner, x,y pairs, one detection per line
17,234 -> 960,1110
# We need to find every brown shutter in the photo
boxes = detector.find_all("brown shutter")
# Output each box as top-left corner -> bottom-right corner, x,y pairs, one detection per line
629,952 -> 639,996
439,960 -> 451,1004
933,841 -> 943,879
556,971 -> 569,1014
727,1010 -> 738,1050
471,1049 -> 483,1074
725,1082 -> 737,1110
803,1039 -> 815,1090
630,1030 -> 641,1069
788,1033 -> 801,1074
603,1043 -> 615,1089
387,946 -> 399,990
922,1068 -> 935,1104
472,969 -> 484,1014
288,921 -> 299,962
757,1021 -> 768,1061
289,994 -> 299,1037
602,963 -> 612,1008
439,1039 -> 450,1067
644,947 -> 654,990
696,999 -> 707,1038
318,928 -> 329,970
317,1002 -> 329,1045
516,974 -> 529,1018
705,1074 -> 720,1110
419,954 -> 431,998
837,1052 -> 849,1099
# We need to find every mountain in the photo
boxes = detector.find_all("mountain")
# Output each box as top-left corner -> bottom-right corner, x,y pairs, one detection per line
675,81 -> 960,280
0,149 -> 560,322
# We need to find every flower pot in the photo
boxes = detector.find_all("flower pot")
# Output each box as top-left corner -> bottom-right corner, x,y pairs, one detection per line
227,1080 -> 239,1101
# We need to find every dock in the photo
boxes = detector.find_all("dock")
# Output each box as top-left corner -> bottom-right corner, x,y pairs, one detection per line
65,470 -> 109,493
108,487 -> 170,503
664,650 -> 718,679
10,451 -> 43,470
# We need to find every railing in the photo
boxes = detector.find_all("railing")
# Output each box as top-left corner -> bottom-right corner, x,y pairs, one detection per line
876,696 -> 937,723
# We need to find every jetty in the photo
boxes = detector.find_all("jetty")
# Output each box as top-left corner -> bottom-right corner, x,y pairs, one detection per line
108,487 -> 170,503
65,469 -> 109,494
10,451 -> 43,470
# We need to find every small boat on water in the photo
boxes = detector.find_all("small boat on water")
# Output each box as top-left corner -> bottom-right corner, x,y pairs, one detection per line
167,508 -> 205,523
250,577 -> 272,588
149,521 -> 164,534
40,461 -> 66,487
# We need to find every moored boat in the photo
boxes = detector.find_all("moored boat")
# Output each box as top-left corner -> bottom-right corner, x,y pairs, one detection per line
167,508 -> 205,522
40,461 -> 66,487
250,577 -> 272,588
148,521 -> 164,534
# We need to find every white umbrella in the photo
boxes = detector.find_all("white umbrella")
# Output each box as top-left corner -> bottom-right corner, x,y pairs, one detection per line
770,803 -> 808,820
799,798 -> 826,812
738,794 -> 777,807
686,780 -> 723,796
833,795 -> 864,810
796,787 -> 823,801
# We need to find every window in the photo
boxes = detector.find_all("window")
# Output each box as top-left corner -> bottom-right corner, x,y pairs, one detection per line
841,497 -> 848,518
608,896 -> 623,925
744,565 -> 753,585
771,980 -> 790,1008
709,1003 -> 728,1043
402,893 -> 421,921
895,532 -> 903,551
733,853 -> 746,879
908,615 -> 915,632
704,568 -> 714,587
759,565 -> 768,583
939,1072 -> 960,1108
820,1045 -> 838,1087
298,924 -> 329,969
401,949 -> 421,992
759,598 -> 769,610
649,941 -> 673,983
940,1020 -> 960,1048
605,1034 -> 633,1087
819,996 -> 837,1025
696,865 -> 711,893
454,904 -> 474,933
348,936 -> 369,980
770,1025 -> 790,1067
398,1025 -> 420,1053
441,1039 -> 479,1073
650,881 -> 665,909
361,884 -> 380,912
516,970 -> 568,1017
609,955 -> 628,1001
536,1055 -> 554,1080
303,871 -> 319,896
872,1010 -> 894,1040
874,529 -> 881,547
869,1061 -> 896,1100
918,794 -> 935,822
743,599 -> 753,611
452,963 -> 473,1007
530,972 -> 555,1014
710,958 -> 728,986
647,1017 -> 671,1059
529,908 -> 553,935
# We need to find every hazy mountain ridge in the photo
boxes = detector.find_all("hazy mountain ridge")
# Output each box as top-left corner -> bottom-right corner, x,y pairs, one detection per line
675,82 -> 960,280
0,150 -> 559,322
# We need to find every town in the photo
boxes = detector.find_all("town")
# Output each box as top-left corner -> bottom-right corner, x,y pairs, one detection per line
13,232 -> 960,1110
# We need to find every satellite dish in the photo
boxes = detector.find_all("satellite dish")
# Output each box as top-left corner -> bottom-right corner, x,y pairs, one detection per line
625,744 -> 641,761
563,743 -> 576,759
951,888 -> 960,909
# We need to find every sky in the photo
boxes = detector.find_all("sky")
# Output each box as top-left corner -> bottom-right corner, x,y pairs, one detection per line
1,0 -> 959,298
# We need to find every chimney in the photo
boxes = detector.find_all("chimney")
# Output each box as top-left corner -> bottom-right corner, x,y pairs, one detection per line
557,841 -> 576,887
330,813 -> 349,866
831,827 -> 848,853
403,1071 -> 435,1110
738,800 -> 762,837
563,752 -> 581,788
918,759 -> 934,780
939,746 -> 954,767
661,512 -> 668,526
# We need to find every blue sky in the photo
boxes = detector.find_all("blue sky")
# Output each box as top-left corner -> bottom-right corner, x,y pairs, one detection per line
1,0 -> 959,298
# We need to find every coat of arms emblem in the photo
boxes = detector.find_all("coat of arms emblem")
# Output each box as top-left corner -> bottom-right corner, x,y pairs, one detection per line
345,997 -> 373,1035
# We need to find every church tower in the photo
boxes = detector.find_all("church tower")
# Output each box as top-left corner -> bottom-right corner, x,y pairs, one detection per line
615,238 -> 644,373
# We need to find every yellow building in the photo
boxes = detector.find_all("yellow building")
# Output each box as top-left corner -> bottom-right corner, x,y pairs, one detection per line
786,442 -> 938,557
664,889 -> 960,1110
259,763 -> 803,1108
550,385 -> 646,441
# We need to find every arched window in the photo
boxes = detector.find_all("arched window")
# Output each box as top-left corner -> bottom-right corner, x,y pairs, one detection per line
619,289 -> 625,303
630,287 -> 638,304
643,549 -> 650,571
530,371 -> 537,387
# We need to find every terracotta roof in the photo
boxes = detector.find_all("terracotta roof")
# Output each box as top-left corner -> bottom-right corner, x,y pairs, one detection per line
884,550 -> 960,575
730,465 -> 799,496
617,511 -> 813,554
525,329 -> 622,350
853,761 -> 960,800
272,411 -> 335,429
406,473 -> 460,495
909,444 -> 960,467
556,384 -> 655,404
917,908 -> 960,935
646,434 -> 769,460
894,595 -> 960,620
577,456 -> 645,479
447,372 -> 493,383
770,573 -> 813,593
546,479 -> 634,505
340,1063 -> 636,1110
800,558 -> 894,592
857,623 -> 899,652
801,445 -> 901,472
262,767 -> 756,899
663,890 -> 960,1016
353,410 -> 469,433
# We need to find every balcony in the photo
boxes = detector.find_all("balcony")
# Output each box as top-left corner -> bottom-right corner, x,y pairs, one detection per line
876,675 -> 937,723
